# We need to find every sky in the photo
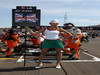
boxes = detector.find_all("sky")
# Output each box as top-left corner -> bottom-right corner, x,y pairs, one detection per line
0,0 -> 100,28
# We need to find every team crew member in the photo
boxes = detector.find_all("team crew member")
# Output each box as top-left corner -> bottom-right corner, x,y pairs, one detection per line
63,23 -> 82,59
2,29 -> 20,57
30,31 -> 43,47
36,19 -> 72,69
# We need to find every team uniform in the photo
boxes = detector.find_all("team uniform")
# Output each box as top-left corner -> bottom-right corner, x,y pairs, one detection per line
2,30 -> 20,57
30,32 -> 42,47
63,27 -> 82,59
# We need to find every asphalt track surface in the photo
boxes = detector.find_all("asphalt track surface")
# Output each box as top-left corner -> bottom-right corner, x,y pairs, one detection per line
0,37 -> 100,75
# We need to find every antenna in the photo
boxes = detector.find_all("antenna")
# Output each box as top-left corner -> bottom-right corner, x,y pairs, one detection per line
64,11 -> 67,24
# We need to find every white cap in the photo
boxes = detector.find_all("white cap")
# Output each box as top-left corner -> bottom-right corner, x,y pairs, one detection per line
49,19 -> 59,23
68,24 -> 73,26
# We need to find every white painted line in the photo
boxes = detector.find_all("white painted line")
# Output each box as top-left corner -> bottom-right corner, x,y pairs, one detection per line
26,59 -> 100,63
16,51 -> 100,63
17,56 -> 24,62
0,59 -> 100,63
83,52 -> 100,61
